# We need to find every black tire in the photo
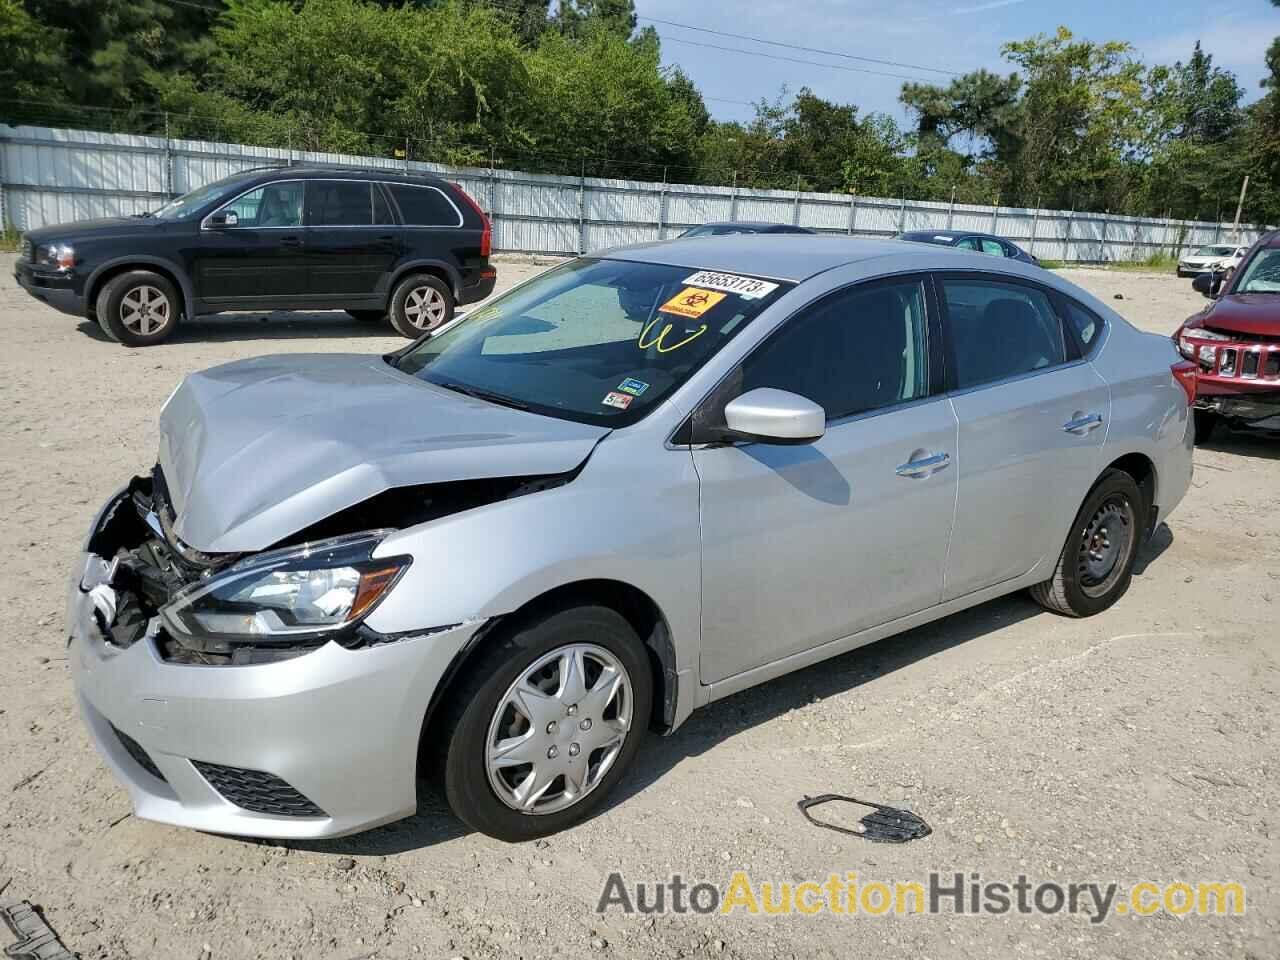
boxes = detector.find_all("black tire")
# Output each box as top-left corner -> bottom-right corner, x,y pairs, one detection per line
346,309 -> 386,323
1193,409 -> 1218,445
389,273 -> 453,339
438,605 -> 652,842
1030,469 -> 1144,618
98,270 -> 181,346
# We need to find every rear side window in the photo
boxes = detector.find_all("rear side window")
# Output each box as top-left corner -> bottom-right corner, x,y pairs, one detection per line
738,278 -> 929,420
307,181 -> 373,226
388,184 -> 463,227
1056,296 -> 1104,353
941,279 -> 1066,389
978,239 -> 1004,257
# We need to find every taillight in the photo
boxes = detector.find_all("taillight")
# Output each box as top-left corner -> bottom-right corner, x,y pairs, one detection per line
450,182 -> 491,258
1171,360 -> 1198,405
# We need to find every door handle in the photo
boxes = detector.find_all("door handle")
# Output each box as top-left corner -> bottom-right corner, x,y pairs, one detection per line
280,236 -> 303,248
376,234 -> 396,243
1062,413 -> 1104,435
895,451 -> 951,478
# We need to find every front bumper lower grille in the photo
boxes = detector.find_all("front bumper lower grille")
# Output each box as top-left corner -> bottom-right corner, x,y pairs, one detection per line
110,723 -> 167,783
192,760 -> 327,818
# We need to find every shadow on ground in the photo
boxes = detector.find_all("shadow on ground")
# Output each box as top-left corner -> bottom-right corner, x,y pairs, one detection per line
299,589 -> 1053,857
77,311 -> 401,345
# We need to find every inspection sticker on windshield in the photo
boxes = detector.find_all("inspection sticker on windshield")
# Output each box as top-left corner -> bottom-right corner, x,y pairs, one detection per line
602,391 -> 634,410
660,287 -> 726,319
618,377 -> 649,396
682,271 -> 779,300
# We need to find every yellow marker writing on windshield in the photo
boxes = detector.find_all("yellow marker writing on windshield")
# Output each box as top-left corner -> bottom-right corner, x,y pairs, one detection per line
638,317 -> 707,353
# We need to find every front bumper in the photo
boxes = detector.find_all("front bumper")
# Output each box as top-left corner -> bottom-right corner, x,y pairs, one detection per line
66,498 -> 480,839
13,261 -> 86,317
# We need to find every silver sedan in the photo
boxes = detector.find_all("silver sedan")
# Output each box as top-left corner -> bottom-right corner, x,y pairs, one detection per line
67,236 -> 1196,841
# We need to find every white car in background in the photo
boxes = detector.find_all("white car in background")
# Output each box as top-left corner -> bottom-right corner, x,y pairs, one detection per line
1178,244 -> 1246,278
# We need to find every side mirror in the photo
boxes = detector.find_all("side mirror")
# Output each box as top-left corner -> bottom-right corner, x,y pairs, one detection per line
207,211 -> 238,228
721,388 -> 826,445
1192,271 -> 1222,299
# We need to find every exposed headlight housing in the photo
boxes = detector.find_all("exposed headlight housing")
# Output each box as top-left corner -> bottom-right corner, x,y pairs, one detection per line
1189,327 -> 1235,342
160,531 -> 410,648
40,243 -> 75,271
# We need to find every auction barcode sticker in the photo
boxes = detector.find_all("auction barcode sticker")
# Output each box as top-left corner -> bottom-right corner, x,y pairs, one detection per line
682,271 -> 780,300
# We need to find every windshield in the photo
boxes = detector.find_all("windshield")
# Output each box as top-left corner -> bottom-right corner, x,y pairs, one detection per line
1195,245 -> 1236,257
394,258 -> 792,426
1232,248 -> 1280,293
148,173 -> 258,221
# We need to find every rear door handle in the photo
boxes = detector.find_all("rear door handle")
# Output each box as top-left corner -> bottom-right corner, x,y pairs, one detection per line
280,236 -> 303,248
895,451 -> 951,478
1062,413 -> 1104,435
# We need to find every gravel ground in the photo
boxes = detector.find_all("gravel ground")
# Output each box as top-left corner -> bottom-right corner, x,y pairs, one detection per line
0,254 -> 1276,959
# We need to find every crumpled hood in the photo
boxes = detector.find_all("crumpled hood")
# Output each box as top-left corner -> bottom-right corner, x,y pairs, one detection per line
1198,294 -> 1280,338
158,354 -> 609,553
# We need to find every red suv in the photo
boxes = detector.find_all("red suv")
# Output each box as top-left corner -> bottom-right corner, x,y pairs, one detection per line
1174,231 -> 1280,442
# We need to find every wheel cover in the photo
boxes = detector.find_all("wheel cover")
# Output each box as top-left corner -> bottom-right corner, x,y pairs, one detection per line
485,643 -> 634,816
402,285 -> 447,331
1077,495 -> 1135,598
119,285 -> 171,336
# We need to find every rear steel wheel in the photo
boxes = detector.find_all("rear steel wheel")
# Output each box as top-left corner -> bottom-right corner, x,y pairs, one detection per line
1030,468 -> 1143,617
1077,497 -> 1135,599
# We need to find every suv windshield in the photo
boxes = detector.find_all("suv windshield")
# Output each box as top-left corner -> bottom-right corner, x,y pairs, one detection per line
394,258 -> 791,426
148,173 -> 257,221
1233,248 -> 1280,293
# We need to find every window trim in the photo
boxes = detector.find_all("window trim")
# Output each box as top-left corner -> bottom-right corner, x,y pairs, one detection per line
682,271 -> 943,446
200,179 -> 307,231
933,270 -> 1082,396
382,182 -> 465,228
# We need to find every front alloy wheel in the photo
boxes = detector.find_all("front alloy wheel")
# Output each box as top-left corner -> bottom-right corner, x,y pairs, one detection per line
439,606 -> 652,841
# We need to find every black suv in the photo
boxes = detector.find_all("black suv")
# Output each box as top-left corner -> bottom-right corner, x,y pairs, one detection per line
14,167 -> 495,345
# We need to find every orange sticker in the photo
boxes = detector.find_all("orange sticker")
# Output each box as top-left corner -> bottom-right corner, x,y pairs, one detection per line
659,287 -> 727,319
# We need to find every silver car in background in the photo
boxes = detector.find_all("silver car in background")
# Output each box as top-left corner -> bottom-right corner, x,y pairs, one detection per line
67,236 -> 1196,841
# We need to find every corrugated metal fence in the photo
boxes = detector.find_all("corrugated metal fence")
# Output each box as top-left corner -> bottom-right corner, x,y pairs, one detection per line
1,124 -> 1270,261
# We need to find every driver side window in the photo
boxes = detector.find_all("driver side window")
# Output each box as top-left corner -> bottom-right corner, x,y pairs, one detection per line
735,278 -> 929,421
216,182 -> 304,228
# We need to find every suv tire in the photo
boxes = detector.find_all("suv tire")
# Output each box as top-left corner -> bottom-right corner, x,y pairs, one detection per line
98,270 -> 181,346
1030,469 -> 1144,617
389,273 -> 453,338
438,605 -> 652,842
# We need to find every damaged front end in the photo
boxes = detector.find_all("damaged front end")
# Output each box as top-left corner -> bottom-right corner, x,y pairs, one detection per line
77,466 -> 578,666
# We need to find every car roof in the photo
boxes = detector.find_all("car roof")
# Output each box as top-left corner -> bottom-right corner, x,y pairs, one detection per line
902,229 -> 1008,242
243,166 -> 450,187
696,221 -> 802,230
604,235 -> 953,282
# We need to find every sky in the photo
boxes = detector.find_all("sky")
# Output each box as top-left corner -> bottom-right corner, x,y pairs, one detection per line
638,0 -> 1278,125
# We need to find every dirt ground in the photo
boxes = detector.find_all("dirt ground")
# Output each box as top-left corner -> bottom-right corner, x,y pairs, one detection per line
0,254 -> 1276,959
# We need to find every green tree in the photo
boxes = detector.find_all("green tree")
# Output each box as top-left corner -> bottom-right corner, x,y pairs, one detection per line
553,0 -> 636,40
0,0 -> 69,121
22,0 -> 220,123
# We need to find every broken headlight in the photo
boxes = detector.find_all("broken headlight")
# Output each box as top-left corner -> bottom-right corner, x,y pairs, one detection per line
160,531 -> 410,646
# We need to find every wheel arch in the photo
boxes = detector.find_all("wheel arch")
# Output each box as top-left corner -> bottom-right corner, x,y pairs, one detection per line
388,259 -> 462,303
417,578 -> 679,774
87,257 -> 194,320
1100,452 -> 1158,536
